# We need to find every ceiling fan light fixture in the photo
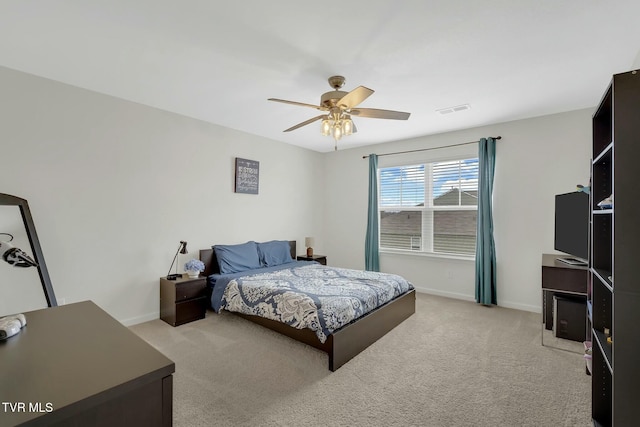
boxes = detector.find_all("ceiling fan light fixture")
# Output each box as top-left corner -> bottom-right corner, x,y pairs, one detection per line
332,125 -> 342,141
269,75 -> 410,150
321,119 -> 331,136
342,118 -> 353,135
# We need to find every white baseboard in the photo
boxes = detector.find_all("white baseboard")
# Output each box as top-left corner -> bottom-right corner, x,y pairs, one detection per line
496,300 -> 540,313
413,285 -> 541,313
412,285 -> 475,302
120,311 -> 158,326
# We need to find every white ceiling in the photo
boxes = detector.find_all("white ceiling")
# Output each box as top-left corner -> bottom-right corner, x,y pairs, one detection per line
1,1 -> 639,152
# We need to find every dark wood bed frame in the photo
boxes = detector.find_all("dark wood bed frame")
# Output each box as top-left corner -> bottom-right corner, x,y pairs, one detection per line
200,241 -> 415,371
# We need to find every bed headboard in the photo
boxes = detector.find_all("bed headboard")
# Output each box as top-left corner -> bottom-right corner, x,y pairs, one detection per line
199,240 -> 297,276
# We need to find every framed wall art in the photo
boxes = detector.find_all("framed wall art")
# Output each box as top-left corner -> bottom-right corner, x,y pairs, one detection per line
234,157 -> 259,194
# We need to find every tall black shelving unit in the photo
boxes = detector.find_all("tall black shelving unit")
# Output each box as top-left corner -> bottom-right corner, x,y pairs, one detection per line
590,69 -> 640,426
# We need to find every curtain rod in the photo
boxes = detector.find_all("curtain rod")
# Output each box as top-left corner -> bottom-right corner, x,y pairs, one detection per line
361,136 -> 502,159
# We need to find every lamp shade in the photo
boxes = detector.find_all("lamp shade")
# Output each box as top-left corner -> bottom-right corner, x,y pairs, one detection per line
305,237 -> 314,248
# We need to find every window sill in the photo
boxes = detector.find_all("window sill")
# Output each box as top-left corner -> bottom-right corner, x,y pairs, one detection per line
380,248 -> 475,262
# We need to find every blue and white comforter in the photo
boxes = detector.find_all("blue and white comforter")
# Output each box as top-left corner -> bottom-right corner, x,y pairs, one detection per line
210,261 -> 413,343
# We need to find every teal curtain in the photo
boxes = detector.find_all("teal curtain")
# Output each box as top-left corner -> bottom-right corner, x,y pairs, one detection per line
475,137 -> 497,305
365,154 -> 380,271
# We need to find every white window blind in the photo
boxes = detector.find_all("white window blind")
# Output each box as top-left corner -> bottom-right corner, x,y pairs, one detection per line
379,158 -> 479,257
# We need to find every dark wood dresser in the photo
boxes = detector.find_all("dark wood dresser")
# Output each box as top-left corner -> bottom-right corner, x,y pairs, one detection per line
0,301 -> 175,426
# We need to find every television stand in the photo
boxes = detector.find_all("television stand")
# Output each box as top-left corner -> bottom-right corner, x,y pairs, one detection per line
541,254 -> 588,350
556,257 -> 587,266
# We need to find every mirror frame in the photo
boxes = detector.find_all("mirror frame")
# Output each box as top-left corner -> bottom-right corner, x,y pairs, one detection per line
0,193 -> 57,307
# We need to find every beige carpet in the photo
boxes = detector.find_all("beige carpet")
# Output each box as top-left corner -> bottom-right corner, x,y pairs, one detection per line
130,293 -> 591,427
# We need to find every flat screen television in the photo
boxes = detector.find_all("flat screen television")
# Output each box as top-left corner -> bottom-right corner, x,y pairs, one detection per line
554,191 -> 589,265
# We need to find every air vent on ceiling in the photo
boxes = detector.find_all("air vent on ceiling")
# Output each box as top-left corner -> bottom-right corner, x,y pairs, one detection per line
436,104 -> 471,115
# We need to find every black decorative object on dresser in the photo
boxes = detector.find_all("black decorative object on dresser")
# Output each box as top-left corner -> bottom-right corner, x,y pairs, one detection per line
160,275 -> 207,326
590,69 -> 640,426
0,193 -> 57,307
296,254 -> 327,265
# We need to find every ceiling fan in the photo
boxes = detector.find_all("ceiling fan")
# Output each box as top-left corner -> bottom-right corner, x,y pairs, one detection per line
268,76 -> 411,150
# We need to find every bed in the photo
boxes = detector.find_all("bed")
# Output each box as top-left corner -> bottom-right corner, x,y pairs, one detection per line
199,240 -> 415,371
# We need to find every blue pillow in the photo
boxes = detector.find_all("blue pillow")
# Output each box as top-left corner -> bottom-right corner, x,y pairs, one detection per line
257,240 -> 293,267
213,241 -> 262,274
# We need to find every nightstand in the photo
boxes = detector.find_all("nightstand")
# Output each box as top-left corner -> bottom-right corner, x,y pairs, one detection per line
297,254 -> 327,265
160,275 -> 207,326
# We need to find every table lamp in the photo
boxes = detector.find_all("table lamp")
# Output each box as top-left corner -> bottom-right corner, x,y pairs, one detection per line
166,241 -> 188,280
305,237 -> 314,257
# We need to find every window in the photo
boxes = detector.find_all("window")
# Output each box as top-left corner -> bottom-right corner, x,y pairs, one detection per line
379,157 -> 479,257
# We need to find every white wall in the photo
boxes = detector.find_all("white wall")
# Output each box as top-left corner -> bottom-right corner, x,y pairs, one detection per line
323,109 -> 592,312
0,64 -> 595,320
0,66 -> 325,323
633,49 -> 640,68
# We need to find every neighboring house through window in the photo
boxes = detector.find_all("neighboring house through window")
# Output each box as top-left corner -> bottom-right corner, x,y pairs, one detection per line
378,157 -> 478,257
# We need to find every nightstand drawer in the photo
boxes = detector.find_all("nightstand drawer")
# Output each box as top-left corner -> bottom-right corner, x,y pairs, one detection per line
175,279 -> 206,301
297,255 -> 327,265
174,297 -> 206,326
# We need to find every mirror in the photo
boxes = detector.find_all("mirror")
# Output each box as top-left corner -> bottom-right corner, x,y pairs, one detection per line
0,194 -> 56,316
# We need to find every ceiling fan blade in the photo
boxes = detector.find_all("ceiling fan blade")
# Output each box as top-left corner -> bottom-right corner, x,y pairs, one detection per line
337,86 -> 374,109
283,114 -> 326,132
350,108 -> 410,120
268,98 -> 326,111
